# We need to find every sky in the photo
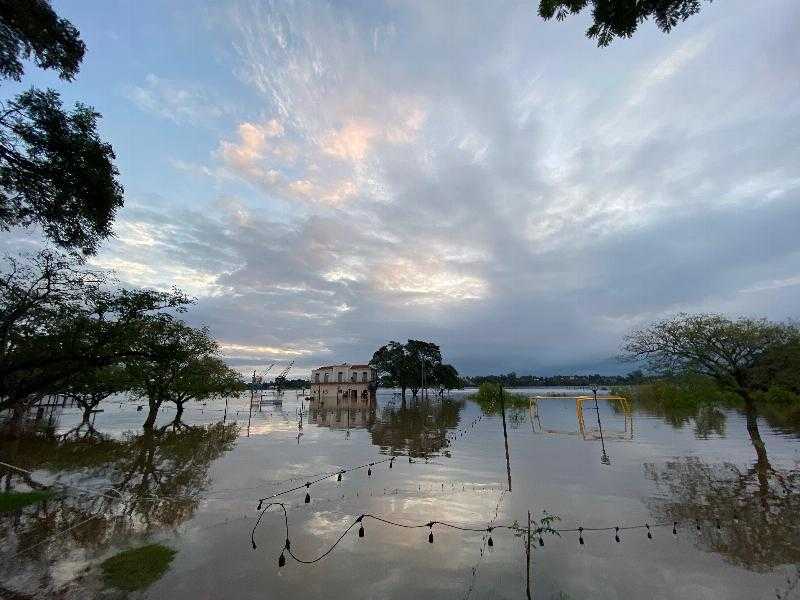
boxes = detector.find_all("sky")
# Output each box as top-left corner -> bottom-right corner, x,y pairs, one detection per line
5,0 -> 800,377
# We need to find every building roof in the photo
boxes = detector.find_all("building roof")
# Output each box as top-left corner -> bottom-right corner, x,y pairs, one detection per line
312,362 -> 373,370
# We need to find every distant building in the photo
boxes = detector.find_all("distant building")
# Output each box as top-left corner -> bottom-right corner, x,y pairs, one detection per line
310,363 -> 377,406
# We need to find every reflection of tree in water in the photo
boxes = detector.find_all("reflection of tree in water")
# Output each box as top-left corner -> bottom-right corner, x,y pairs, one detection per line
644,457 -> 800,571
369,398 -> 462,458
643,397 -> 800,571
618,398 -> 726,438
0,422 -> 237,572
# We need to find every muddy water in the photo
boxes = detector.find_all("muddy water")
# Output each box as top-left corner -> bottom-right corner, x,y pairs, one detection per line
1,388 -> 798,599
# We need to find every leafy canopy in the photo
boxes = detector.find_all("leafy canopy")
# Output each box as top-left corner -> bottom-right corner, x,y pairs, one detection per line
0,251 -> 194,412
0,0 -> 85,81
539,0 -> 713,46
0,1 -> 123,254
621,313 -> 800,396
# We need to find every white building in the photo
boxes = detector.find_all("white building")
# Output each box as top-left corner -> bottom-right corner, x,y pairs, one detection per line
310,363 -> 377,406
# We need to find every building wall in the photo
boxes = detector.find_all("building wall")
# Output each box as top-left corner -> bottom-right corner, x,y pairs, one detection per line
309,363 -> 377,405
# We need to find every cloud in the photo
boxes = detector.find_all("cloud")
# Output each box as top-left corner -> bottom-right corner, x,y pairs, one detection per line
125,73 -> 229,125
89,0 -> 800,375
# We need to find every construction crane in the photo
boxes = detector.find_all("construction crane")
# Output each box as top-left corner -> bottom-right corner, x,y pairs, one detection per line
274,360 -> 295,394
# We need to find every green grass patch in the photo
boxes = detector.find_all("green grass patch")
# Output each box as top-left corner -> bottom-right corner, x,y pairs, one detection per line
101,544 -> 176,591
0,490 -> 53,512
469,382 -> 530,414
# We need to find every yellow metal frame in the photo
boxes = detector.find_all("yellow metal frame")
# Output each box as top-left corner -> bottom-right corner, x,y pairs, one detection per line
528,395 -> 633,440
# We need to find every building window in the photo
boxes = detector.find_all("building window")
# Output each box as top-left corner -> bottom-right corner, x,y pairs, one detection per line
362,371 -> 367,382
324,373 -> 329,383
337,371 -> 342,382
315,373 -> 320,383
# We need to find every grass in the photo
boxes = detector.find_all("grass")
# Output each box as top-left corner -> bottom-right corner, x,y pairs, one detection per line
0,490 -> 53,512
469,382 -> 530,413
101,544 -> 176,591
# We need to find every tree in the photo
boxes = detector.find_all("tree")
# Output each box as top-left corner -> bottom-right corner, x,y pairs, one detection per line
370,341 -> 412,399
621,314 -> 800,407
370,339 -> 449,400
747,341 -> 800,397
0,0 -> 85,81
538,0 -> 713,46
622,313 -> 800,496
405,339 -> 442,398
62,364 -> 129,435
0,0 -> 123,254
433,363 -> 462,395
125,320 -> 220,430
0,251 -> 193,421
170,356 -> 244,425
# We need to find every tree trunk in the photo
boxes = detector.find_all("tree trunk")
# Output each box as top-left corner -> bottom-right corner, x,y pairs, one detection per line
739,389 -> 772,510
143,398 -> 161,431
174,401 -> 185,423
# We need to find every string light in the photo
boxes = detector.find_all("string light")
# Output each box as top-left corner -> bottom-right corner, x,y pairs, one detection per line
254,456 -> 397,508
252,501 -> 747,569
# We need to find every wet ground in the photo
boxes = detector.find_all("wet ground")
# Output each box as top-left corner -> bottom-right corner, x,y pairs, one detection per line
1,388 -> 799,599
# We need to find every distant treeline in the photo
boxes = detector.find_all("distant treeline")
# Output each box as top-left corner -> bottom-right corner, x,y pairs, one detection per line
462,370 -> 646,388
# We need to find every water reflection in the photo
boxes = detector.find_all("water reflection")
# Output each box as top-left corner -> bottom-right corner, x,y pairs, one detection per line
645,457 -> 800,571
368,397 -> 462,458
307,396 -> 377,431
0,421 -> 238,593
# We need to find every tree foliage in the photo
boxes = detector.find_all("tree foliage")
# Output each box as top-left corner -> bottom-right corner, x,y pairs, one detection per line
0,1 -> 123,254
538,0 -> 712,46
0,0 -> 85,81
0,251 -> 193,415
370,339 -> 457,398
621,314 -> 800,402
125,319 -> 220,430
0,89 -> 124,254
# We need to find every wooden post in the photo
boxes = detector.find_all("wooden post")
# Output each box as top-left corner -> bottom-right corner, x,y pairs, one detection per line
499,385 -> 512,492
526,510 -> 532,600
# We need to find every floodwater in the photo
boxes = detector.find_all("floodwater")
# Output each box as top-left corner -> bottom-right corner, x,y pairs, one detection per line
2,388 -> 799,599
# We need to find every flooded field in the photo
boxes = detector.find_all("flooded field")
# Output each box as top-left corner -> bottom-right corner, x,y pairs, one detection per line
2,388 -> 799,599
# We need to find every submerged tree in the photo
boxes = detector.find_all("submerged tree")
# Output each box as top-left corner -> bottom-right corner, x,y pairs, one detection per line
170,356 -> 244,425
538,0 -> 714,46
623,313 -> 800,496
62,365 -> 130,436
0,251 -> 193,423
370,339 -> 449,400
0,0 -> 123,254
126,320 -> 234,430
622,314 -> 800,408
